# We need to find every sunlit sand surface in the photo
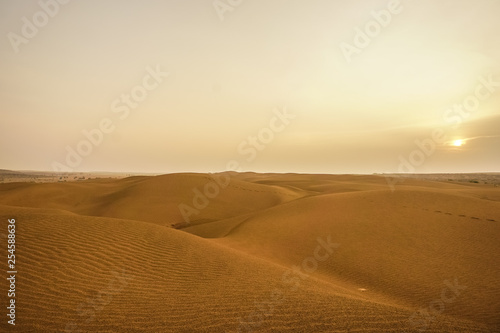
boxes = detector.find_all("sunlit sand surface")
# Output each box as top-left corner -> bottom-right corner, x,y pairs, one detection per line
0,172 -> 499,332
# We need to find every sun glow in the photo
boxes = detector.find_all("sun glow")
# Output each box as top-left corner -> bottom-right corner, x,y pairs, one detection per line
453,139 -> 464,147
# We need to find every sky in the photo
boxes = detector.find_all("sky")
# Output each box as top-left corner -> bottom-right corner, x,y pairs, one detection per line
0,0 -> 499,174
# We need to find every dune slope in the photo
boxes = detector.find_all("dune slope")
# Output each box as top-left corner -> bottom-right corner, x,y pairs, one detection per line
0,173 -> 498,332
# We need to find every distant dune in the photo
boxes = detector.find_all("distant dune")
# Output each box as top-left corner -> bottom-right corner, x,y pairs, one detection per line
0,173 -> 499,332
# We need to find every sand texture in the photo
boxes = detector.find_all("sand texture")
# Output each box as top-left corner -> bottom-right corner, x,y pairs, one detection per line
0,173 -> 499,332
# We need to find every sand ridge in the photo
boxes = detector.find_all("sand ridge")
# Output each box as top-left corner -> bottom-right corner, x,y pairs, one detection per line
0,173 -> 499,332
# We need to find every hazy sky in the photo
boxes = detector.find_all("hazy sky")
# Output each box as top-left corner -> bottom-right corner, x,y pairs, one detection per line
1,0 -> 499,174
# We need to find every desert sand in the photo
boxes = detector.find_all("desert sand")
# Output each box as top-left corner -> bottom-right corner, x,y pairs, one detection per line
0,172 -> 499,332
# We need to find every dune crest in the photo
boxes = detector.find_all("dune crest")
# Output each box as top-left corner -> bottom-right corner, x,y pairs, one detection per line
0,173 -> 499,332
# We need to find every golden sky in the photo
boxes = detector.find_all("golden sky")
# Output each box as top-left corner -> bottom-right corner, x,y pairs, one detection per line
1,0 -> 499,173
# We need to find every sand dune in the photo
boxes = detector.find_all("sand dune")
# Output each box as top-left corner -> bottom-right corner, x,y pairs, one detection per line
0,174 -> 305,227
0,173 -> 499,332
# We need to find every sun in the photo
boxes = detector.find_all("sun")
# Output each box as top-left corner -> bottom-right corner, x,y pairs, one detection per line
453,139 -> 464,147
